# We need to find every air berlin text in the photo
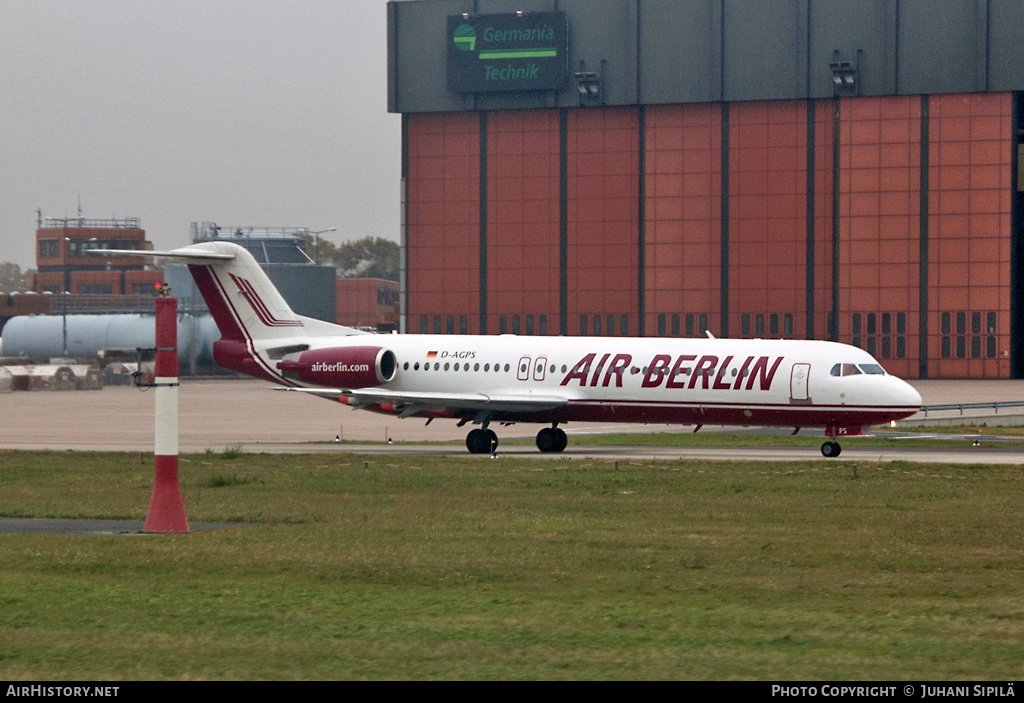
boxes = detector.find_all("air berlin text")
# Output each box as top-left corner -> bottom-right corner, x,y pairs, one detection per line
311,362 -> 370,374
560,353 -> 784,391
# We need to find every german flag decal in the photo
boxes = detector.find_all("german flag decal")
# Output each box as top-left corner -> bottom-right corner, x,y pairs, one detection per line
426,351 -> 438,358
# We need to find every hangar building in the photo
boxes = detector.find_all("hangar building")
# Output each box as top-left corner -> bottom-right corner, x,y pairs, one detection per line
387,0 -> 1024,379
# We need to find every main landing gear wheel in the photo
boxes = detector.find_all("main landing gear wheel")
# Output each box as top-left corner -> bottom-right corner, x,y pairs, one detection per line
466,428 -> 499,454
821,441 -> 842,458
536,426 -> 568,453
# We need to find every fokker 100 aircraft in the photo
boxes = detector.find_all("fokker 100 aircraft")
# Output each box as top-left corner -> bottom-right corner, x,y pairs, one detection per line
104,241 -> 923,457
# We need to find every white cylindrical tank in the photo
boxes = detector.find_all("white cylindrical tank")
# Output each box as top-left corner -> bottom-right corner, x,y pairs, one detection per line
197,314 -> 221,366
0,314 -> 198,362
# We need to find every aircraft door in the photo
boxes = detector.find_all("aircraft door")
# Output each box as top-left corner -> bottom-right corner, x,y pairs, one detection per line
790,363 -> 811,401
517,356 -> 531,381
533,356 -> 547,381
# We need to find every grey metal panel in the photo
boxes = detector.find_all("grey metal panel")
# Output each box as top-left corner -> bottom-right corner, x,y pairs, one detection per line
638,0 -> 721,104
267,265 -> 337,324
897,0 -> 984,95
389,0 -> 1024,114
388,2 -> 397,113
556,0 -> 638,107
976,0 -> 990,91
471,91 -> 557,111
471,91 -> 558,111
392,0 -> 476,113
808,0 -> 896,98
476,0 -> 555,14
722,0 -> 807,102
165,264 -> 207,314
990,0 -> 1024,91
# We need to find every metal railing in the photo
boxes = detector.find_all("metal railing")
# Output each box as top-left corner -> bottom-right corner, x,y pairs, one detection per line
190,221 -> 311,242
919,401 -> 1024,417
48,295 -> 208,316
44,217 -> 141,229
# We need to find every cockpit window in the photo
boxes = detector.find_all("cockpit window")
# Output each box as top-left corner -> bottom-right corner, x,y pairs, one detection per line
830,362 -> 886,377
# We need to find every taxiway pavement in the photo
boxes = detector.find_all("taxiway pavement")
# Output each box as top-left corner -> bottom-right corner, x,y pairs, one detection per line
1,377 -> 1023,464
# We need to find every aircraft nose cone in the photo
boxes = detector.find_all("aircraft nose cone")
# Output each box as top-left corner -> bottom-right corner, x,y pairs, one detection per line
898,380 -> 923,409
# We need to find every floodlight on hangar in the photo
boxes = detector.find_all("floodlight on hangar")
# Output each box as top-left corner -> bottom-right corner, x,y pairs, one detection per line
829,49 -> 859,97
574,59 -> 604,106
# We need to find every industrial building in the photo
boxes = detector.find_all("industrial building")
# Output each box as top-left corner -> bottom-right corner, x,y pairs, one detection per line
181,222 -> 400,330
335,277 -> 401,331
1,293 -> 49,330
176,222 -> 338,324
387,0 -> 1024,379
22,217 -> 398,332
32,216 -> 163,296
3,221 -> 400,374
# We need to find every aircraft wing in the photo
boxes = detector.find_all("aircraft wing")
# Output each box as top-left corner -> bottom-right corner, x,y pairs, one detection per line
274,386 -> 568,416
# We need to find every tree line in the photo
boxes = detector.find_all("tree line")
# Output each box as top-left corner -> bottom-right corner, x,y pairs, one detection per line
0,262 -> 35,292
302,235 -> 400,282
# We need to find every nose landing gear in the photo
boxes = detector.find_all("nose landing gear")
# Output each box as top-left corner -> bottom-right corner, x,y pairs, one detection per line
820,441 -> 842,457
821,425 -> 858,457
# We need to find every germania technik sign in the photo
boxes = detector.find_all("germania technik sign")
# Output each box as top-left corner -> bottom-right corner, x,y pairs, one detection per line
447,11 -> 568,93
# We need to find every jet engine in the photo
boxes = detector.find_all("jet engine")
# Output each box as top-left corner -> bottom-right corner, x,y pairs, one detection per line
276,346 -> 397,388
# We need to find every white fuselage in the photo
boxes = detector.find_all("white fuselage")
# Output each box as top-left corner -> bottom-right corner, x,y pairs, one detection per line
120,242 -> 921,448
262,332 -> 922,431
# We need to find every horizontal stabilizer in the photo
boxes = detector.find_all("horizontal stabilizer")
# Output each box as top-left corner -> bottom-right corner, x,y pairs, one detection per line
88,246 -> 236,261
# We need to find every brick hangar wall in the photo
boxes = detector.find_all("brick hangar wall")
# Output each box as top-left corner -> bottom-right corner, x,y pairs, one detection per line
404,93 -> 1013,379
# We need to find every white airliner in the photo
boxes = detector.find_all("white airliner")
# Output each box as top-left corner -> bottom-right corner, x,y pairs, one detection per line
103,241 -> 922,457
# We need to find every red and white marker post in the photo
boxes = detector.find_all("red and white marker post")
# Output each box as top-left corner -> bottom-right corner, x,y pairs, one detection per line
143,294 -> 189,533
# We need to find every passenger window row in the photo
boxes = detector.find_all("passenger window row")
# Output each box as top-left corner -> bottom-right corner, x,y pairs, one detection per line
400,361 -> 570,374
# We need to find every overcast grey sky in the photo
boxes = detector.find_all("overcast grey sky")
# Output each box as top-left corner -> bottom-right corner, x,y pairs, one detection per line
0,0 -> 400,269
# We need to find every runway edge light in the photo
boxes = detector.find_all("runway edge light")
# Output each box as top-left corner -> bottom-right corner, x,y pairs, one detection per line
143,295 -> 189,533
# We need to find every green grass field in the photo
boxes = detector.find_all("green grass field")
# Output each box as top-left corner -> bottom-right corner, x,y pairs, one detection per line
495,429 -> 1024,449
1,449 -> 1023,680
